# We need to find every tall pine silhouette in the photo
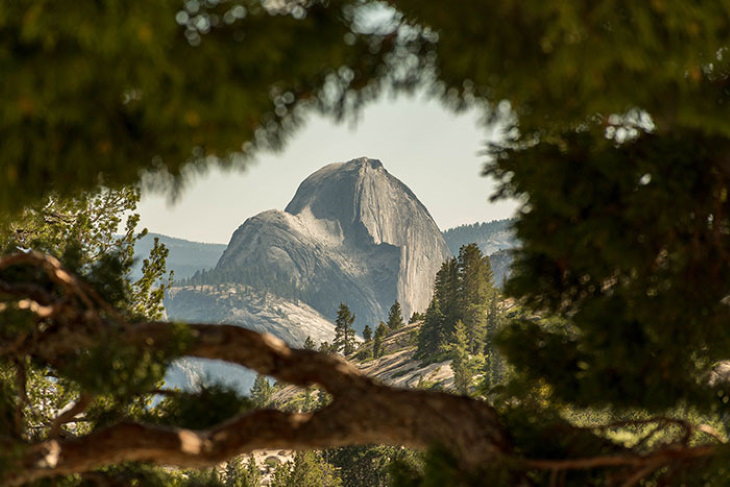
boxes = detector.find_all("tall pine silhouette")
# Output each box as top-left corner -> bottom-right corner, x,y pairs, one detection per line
386,301 -> 405,331
417,244 -> 496,360
334,303 -> 356,356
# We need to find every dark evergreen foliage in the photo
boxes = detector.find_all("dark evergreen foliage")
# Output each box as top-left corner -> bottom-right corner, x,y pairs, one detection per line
408,312 -> 425,324
325,445 -> 417,487
447,321 -> 472,395
415,298 -> 445,360
223,456 -> 262,487
150,383 -> 253,430
491,131 -> 730,412
303,336 -> 316,350
386,301 -> 405,331
482,297 -> 504,389
417,245 -> 496,361
457,244 -> 494,354
334,303 -> 357,356
373,323 -> 388,359
271,451 -> 341,487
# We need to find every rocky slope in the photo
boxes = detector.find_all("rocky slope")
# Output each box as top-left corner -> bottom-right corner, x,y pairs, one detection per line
353,322 -> 455,390
272,321 -> 456,407
166,284 -> 335,345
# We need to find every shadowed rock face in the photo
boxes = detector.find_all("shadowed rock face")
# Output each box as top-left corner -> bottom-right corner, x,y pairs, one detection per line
216,157 -> 451,331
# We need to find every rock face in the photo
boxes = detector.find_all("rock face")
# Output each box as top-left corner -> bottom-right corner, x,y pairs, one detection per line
166,285 -> 336,345
214,157 -> 451,331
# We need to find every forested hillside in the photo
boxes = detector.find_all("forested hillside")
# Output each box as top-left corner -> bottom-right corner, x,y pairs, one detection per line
259,247 -> 510,486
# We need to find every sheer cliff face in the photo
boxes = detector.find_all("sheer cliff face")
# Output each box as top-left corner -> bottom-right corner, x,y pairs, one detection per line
216,157 -> 451,330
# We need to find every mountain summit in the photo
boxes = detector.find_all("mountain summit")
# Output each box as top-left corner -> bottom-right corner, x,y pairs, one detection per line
214,157 -> 451,330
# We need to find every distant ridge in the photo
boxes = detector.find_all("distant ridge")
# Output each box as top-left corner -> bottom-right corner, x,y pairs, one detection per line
132,232 -> 226,280
442,218 -> 517,256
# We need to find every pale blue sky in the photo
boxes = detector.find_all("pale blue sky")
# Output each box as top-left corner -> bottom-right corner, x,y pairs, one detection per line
137,92 -> 519,244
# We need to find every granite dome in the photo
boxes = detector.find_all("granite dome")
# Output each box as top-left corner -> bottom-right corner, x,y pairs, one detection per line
214,156 -> 451,331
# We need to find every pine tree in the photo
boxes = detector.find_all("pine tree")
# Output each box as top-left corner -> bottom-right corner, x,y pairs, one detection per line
250,375 -> 273,408
302,387 -> 315,412
373,323 -> 388,359
287,451 -> 341,487
457,243 -> 495,355
446,321 -> 473,395
303,336 -> 316,350
324,445 -> 406,487
224,456 -> 262,487
242,456 -> 262,487
362,325 -> 372,342
417,246 -> 496,361
483,297 -> 501,389
434,258 -> 460,334
408,312 -> 425,324
386,301 -> 405,331
416,297 -> 445,360
333,303 -> 356,356
269,451 -> 341,487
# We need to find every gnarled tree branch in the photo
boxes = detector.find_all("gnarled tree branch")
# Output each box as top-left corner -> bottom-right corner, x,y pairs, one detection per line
5,322 -> 511,486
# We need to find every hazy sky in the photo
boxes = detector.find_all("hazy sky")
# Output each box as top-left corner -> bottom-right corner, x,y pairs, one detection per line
137,92 -> 519,244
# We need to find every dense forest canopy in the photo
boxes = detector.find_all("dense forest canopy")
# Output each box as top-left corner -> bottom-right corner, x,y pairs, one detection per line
2,1 -> 730,485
